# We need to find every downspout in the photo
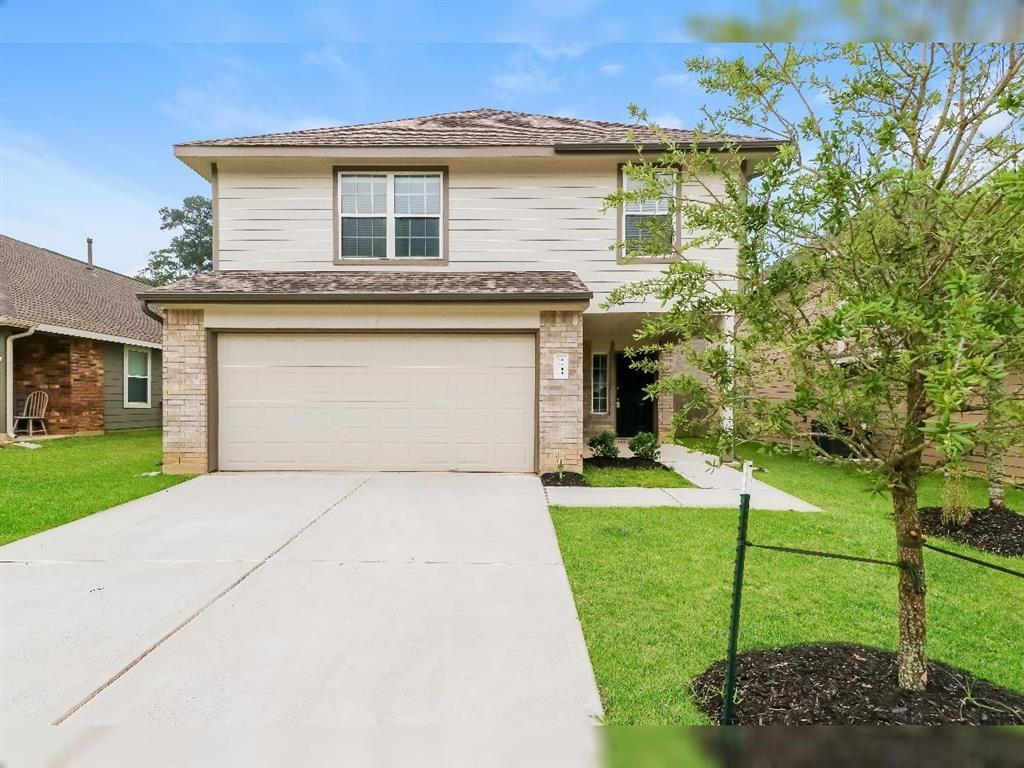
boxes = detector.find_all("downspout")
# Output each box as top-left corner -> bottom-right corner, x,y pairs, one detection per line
5,325 -> 36,438
141,300 -> 164,327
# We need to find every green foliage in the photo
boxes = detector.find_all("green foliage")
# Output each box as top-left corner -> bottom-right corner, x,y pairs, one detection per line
628,431 -> 661,462
604,44 -> 1024,486
138,195 -> 213,285
605,44 -> 1024,688
589,431 -> 620,459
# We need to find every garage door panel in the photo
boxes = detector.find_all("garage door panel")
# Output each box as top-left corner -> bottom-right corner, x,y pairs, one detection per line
218,333 -> 536,471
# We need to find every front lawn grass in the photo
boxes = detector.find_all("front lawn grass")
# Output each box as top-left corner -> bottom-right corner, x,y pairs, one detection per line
0,429 -> 190,545
583,464 -> 694,488
550,445 -> 1024,724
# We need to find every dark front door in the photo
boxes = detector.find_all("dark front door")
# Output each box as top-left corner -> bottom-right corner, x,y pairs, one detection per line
616,352 -> 657,437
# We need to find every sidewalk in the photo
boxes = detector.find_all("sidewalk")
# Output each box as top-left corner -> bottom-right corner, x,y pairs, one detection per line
545,443 -> 820,512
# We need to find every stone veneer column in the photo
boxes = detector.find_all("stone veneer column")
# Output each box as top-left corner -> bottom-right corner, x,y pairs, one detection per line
656,349 -> 682,442
538,310 -> 584,473
162,308 -> 208,474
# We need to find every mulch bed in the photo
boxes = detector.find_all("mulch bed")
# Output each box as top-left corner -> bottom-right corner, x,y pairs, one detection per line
541,457 -> 675,486
919,505 -> 1024,558
583,456 -> 672,471
690,728 -> 1024,768
540,471 -> 588,487
692,643 -> 1024,725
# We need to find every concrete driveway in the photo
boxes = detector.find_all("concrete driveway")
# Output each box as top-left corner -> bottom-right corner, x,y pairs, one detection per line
1,473 -> 602,732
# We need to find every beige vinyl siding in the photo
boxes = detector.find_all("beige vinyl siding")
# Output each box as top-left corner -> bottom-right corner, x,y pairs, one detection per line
214,157 -> 739,311
102,343 -> 162,430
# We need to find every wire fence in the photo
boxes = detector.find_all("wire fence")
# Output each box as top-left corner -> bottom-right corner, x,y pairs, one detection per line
721,462 -> 1023,725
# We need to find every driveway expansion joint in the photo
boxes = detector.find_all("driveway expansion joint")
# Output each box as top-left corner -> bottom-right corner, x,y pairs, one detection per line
50,474 -> 373,726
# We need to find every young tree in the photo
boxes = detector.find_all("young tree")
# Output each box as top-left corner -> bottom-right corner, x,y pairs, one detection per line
137,195 -> 213,285
606,43 -> 1024,690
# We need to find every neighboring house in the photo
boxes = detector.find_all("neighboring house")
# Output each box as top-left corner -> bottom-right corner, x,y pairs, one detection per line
144,108 -> 778,475
0,235 -> 162,441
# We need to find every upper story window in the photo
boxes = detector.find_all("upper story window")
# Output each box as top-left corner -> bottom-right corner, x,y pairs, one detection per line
620,171 -> 677,259
337,170 -> 446,262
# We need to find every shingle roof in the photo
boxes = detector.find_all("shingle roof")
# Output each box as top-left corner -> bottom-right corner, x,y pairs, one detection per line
139,270 -> 592,302
0,235 -> 162,345
177,108 -> 774,150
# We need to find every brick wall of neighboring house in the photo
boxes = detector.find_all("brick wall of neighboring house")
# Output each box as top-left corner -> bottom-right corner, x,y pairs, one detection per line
13,333 -> 104,435
539,310 -> 584,473
162,308 -> 208,475
754,344 -> 1024,483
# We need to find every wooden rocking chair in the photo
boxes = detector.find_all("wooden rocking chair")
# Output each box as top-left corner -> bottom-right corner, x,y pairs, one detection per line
14,390 -> 48,437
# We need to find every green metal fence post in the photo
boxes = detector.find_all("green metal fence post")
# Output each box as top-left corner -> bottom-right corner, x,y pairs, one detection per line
722,460 -> 753,725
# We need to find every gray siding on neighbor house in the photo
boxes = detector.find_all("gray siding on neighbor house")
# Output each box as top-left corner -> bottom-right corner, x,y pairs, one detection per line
0,327 -> 9,434
103,342 -> 162,430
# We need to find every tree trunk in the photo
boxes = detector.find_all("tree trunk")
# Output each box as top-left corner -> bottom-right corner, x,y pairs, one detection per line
988,450 -> 1006,511
893,476 -> 927,690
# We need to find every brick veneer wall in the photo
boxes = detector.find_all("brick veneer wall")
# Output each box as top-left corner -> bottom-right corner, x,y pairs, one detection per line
162,308 -> 208,474
13,333 -> 103,435
539,310 -> 584,473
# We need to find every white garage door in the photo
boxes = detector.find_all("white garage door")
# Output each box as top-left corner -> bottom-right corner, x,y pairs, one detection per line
217,332 -> 536,472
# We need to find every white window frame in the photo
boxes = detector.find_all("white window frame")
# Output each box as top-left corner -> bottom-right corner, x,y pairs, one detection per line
591,352 -> 609,414
620,171 -> 677,258
123,345 -> 152,409
337,170 -> 444,260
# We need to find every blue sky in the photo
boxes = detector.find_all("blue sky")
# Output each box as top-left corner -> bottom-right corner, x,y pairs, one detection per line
0,1 -> 769,274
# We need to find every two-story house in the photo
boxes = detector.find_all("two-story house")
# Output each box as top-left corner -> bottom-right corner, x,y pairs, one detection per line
142,109 -> 777,475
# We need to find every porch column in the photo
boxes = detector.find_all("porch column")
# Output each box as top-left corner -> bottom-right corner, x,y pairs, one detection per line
162,308 -> 208,475
538,310 -> 584,473
721,312 -> 735,435
656,349 -> 682,442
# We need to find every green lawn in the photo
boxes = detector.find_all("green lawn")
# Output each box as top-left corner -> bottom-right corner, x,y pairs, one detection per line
0,429 -> 191,545
551,444 -> 1024,724
583,463 -> 694,488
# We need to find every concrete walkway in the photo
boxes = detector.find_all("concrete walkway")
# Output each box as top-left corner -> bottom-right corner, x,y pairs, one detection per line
546,443 -> 820,511
2,472 -> 602,753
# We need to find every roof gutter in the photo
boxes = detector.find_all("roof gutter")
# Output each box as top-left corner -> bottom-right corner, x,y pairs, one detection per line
138,291 -> 593,304
5,324 -> 36,438
553,140 -> 786,154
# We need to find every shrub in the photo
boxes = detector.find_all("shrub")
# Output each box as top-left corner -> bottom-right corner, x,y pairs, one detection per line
940,467 -> 972,526
588,431 -> 619,459
628,432 -> 661,462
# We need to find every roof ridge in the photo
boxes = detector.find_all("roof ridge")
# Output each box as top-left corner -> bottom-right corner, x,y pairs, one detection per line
175,107 -> 505,147
0,233 -> 150,288
175,107 -> 661,147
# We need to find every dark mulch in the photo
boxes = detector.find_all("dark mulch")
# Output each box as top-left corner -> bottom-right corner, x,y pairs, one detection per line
541,457 -> 675,486
540,471 -> 588,487
584,456 -> 671,471
690,728 -> 1024,768
692,643 -> 1024,725
919,505 -> 1024,558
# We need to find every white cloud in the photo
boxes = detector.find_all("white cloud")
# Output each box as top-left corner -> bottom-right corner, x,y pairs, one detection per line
652,113 -> 684,129
655,72 -> 693,90
531,43 -> 591,60
0,127 -> 173,275
599,62 -> 624,77
491,50 -> 562,101
161,82 -> 340,137
304,46 -> 360,81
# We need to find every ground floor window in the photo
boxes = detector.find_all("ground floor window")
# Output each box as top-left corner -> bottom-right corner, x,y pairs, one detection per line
592,353 -> 609,414
124,346 -> 151,408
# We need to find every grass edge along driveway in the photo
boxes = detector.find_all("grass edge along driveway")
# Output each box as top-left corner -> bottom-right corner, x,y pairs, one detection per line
551,445 -> 1024,724
0,429 -> 190,545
